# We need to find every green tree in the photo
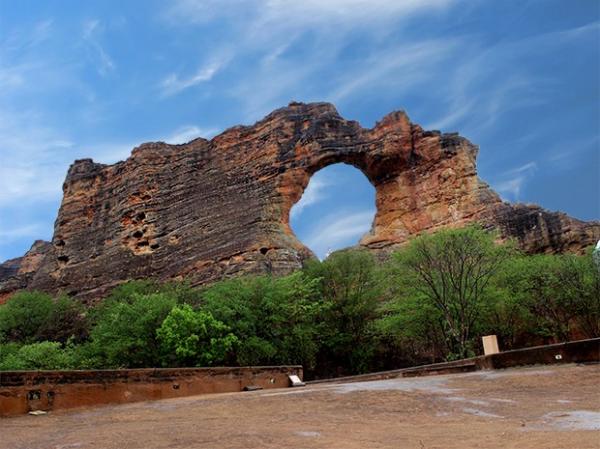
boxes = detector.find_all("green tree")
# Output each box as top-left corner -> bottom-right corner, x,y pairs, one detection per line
202,272 -> 323,370
88,292 -> 176,368
35,296 -> 89,344
499,251 -> 600,341
304,250 -> 382,375
0,291 -> 54,343
0,341 -> 75,370
0,292 -> 88,345
389,227 -> 513,359
157,304 -> 238,367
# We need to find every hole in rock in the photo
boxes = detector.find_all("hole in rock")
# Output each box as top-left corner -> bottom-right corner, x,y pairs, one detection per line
289,163 -> 376,260
27,390 -> 41,401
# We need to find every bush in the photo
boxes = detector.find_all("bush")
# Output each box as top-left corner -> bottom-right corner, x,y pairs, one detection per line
386,227 -> 514,360
0,291 -> 54,343
87,292 -> 177,368
0,292 -> 88,345
303,250 -> 382,375
0,341 -> 75,370
496,250 -> 600,342
157,304 -> 238,367
202,271 -> 323,369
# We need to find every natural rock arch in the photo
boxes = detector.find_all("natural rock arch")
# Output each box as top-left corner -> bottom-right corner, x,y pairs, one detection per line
1,102 -> 598,301
288,162 -> 377,258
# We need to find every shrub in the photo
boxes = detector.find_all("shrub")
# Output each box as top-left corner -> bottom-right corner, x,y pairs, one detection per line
202,271 -> 323,369
0,341 -> 75,370
88,292 -> 177,368
157,304 -> 238,367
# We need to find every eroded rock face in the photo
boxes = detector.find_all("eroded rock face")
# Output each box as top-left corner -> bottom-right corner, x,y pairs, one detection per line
1,102 -> 598,301
0,240 -> 52,303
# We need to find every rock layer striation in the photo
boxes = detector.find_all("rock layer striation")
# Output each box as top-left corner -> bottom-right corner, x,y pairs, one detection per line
1,102 -> 598,301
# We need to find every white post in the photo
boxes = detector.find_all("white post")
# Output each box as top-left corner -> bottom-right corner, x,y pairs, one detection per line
482,335 -> 500,355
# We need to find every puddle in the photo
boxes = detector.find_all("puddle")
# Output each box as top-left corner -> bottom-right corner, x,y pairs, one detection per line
295,431 -> 320,437
462,408 -> 503,418
261,389 -> 316,397
443,396 -> 489,406
468,369 -> 553,380
489,398 -> 516,404
331,377 -> 456,395
541,411 -> 600,431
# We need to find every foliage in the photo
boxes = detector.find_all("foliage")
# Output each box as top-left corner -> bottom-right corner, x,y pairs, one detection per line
0,292 -> 87,344
303,250 -> 382,375
0,229 -> 596,378
387,227 -> 514,359
0,341 -> 75,370
157,304 -> 238,367
497,250 -> 600,341
202,271 -> 323,370
87,292 -> 177,368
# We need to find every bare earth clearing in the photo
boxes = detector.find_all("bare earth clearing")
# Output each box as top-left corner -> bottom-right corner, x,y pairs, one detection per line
1,364 -> 599,449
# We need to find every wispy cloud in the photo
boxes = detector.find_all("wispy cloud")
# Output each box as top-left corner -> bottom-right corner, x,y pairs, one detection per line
82,19 -> 115,76
329,39 -> 459,103
495,161 -> 537,201
424,22 -> 600,135
290,178 -> 330,219
304,210 -> 375,259
161,0 -> 461,118
0,223 -> 48,242
164,125 -> 219,144
167,0 -> 457,27
160,58 -> 228,97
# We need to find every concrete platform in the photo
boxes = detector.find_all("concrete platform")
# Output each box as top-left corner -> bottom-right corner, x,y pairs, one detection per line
1,364 -> 598,449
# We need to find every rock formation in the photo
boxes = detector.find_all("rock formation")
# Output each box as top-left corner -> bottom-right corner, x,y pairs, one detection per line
0,240 -> 52,304
1,102 -> 598,301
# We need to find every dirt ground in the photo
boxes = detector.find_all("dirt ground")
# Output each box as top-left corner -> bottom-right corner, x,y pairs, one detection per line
1,364 -> 599,449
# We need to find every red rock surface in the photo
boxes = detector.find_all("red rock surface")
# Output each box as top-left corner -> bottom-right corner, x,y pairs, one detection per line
1,102 -> 598,301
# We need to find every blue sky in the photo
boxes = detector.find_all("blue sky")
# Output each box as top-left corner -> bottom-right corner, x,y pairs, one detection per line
0,0 -> 598,262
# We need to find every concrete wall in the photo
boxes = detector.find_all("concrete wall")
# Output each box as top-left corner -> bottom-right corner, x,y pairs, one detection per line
0,366 -> 302,417
310,338 -> 600,385
478,338 -> 600,370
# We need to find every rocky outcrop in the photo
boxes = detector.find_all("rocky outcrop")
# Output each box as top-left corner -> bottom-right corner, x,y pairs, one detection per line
0,240 -> 52,303
1,102 -> 598,301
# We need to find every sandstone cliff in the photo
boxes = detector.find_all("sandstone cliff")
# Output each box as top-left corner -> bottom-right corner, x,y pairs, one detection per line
1,102 -> 598,301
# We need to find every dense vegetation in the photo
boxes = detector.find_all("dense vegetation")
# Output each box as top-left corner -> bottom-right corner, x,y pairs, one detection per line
0,227 -> 597,378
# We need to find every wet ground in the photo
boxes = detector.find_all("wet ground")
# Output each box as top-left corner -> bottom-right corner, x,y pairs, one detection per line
1,364 -> 599,448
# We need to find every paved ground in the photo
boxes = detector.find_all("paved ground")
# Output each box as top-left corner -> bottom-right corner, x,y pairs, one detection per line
1,364 -> 599,449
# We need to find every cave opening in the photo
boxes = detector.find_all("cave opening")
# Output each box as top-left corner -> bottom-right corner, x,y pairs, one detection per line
289,163 -> 376,260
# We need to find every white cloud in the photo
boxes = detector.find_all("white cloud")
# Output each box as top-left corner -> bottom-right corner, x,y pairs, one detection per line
0,223 -> 48,242
167,0 -> 457,26
82,19 -> 115,76
304,210 -> 375,259
329,39 -> 459,103
423,22 -> 600,135
160,58 -> 228,97
495,162 -> 537,201
290,178 -> 330,220
161,0 -> 460,118
164,125 -> 219,144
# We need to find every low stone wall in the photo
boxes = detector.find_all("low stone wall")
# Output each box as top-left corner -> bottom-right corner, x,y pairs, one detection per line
309,338 -> 600,385
0,366 -> 302,417
478,338 -> 600,370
